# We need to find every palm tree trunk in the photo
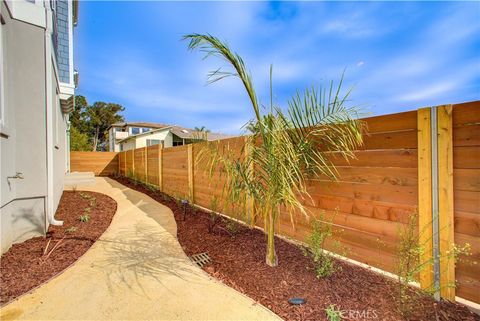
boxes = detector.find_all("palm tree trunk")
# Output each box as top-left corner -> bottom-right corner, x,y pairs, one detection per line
265,208 -> 278,267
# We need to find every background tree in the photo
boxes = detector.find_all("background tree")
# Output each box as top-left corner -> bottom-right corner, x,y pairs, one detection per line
85,102 -> 125,151
70,126 -> 91,151
70,95 -> 125,151
185,34 -> 364,267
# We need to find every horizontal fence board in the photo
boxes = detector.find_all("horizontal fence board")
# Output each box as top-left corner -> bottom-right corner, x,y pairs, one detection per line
316,166 -> 417,187
454,211 -> 480,237
363,110 -> 417,133
361,129 -> 417,150
306,181 -> 417,205
455,232 -> 480,303
452,101 -> 480,127
326,149 -> 418,168
454,147 -> 480,169
453,124 -> 480,147
454,190 -> 480,213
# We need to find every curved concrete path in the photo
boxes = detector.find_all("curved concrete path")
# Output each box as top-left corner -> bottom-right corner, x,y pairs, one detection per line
1,177 -> 281,321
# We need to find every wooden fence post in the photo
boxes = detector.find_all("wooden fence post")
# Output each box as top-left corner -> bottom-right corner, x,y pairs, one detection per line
158,145 -> 163,191
144,146 -> 148,184
437,105 -> 455,300
131,149 -> 135,178
245,137 -> 255,225
118,152 -> 121,175
188,144 -> 194,203
418,107 -> 434,290
124,151 -> 127,175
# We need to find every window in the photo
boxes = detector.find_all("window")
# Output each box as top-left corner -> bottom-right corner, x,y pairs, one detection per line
147,139 -> 161,146
141,128 -> 151,133
131,127 -> 140,135
172,141 -> 184,146
120,144 -> 123,151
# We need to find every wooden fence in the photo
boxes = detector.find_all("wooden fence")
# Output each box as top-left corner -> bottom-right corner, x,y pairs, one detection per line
70,151 -> 118,176
112,101 -> 477,304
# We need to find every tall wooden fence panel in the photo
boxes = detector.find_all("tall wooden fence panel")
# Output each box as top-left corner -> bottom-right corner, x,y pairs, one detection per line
277,110 -> 418,273
112,101 -> 479,304
146,145 -> 161,187
162,145 -> 189,199
70,151 -> 118,176
452,102 -> 480,303
193,136 -> 246,218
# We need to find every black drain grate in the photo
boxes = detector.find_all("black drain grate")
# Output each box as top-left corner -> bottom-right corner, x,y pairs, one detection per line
189,252 -> 211,267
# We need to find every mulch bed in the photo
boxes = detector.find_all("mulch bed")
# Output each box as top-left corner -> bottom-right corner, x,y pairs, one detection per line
114,176 -> 479,321
0,191 -> 116,306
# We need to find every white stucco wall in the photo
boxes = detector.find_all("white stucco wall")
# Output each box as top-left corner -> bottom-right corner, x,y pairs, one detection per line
0,5 -> 48,253
0,2 -> 70,254
120,130 -> 174,150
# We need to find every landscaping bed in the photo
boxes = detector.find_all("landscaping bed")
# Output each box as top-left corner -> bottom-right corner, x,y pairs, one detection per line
0,191 -> 116,306
113,176 -> 479,321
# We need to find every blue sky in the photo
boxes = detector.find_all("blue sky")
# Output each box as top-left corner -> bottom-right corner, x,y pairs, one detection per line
75,1 -> 480,134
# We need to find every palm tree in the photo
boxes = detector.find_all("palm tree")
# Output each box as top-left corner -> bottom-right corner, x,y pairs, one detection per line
194,126 -> 211,133
184,33 -> 364,267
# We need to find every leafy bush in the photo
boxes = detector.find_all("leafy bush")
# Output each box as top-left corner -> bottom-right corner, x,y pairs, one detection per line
79,214 -> 90,223
395,212 -> 471,318
325,305 -> 342,321
65,226 -> 78,233
305,213 -> 344,278
207,197 -> 221,234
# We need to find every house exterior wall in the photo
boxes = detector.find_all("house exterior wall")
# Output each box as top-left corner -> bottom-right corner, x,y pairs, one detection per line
0,1 -> 74,254
122,139 -> 136,151
131,130 -> 171,148
0,4 -> 48,253
119,130 -> 174,151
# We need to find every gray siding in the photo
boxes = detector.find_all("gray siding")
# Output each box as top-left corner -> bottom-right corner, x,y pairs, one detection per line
56,0 -> 70,83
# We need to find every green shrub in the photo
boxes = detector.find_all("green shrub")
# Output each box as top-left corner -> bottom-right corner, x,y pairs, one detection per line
325,305 -> 342,321
79,214 -> 90,223
395,212 -> 471,318
207,197 -> 221,233
65,226 -> 78,233
305,213 -> 344,278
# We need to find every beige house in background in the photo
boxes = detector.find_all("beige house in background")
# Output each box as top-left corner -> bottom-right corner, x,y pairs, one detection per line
108,122 -> 231,152
0,0 -> 77,254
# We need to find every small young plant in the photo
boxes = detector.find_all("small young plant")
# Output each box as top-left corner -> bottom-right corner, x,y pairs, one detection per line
79,192 -> 89,199
79,214 -> 90,223
394,212 -> 471,318
207,197 -> 221,234
304,212 -> 345,278
225,219 -> 241,235
84,207 -> 91,213
325,305 -> 343,321
65,226 -> 78,233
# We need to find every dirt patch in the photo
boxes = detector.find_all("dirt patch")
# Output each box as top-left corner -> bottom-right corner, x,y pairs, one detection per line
0,191 -> 116,306
113,176 -> 479,321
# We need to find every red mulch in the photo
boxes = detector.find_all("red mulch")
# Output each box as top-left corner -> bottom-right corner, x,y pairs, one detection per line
114,176 -> 479,321
0,191 -> 116,306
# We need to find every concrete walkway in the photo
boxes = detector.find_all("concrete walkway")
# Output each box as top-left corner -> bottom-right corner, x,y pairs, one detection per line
0,177 -> 281,321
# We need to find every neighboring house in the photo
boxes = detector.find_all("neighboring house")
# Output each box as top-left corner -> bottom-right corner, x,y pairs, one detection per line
108,122 -> 231,152
0,0 -> 77,254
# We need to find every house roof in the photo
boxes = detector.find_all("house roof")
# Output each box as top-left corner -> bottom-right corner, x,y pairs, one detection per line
108,122 -> 171,130
116,123 -> 232,144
